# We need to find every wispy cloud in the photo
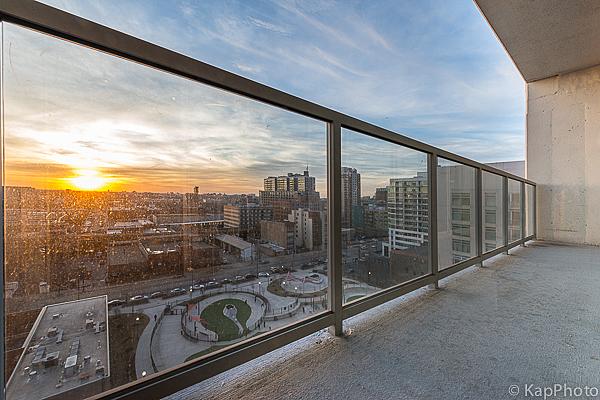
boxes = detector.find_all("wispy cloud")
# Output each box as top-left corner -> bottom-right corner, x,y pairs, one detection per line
15,0 -> 525,195
247,16 -> 289,35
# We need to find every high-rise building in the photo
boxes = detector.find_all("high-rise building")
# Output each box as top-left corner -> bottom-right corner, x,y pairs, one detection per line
263,168 -> 316,193
341,167 -> 361,228
383,172 -> 429,256
260,168 -> 320,220
264,177 -> 278,191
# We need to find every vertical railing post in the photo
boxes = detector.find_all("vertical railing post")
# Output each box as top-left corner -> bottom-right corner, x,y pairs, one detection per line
428,153 -> 439,289
533,184 -> 537,240
520,181 -> 526,246
327,121 -> 343,336
0,21 -> 5,399
503,176 -> 509,255
476,168 -> 483,265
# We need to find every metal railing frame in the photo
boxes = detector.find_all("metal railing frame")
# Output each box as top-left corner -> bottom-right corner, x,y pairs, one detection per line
0,1 -> 537,399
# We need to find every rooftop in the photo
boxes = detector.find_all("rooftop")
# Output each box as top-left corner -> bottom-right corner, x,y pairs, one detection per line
167,242 -> 600,399
215,234 -> 253,250
6,296 -> 110,400
107,241 -> 146,266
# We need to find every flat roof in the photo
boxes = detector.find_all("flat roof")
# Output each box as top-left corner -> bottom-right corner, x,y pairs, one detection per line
6,296 -> 110,400
107,241 -> 146,266
215,234 -> 253,250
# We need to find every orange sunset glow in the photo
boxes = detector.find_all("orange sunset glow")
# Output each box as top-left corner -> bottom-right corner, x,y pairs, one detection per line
68,169 -> 112,191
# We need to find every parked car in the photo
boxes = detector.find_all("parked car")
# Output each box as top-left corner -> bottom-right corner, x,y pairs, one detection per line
258,272 -> 270,278
270,266 -> 280,274
206,281 -> 221,289
149,291 -> 163,299
233,275 -> 245,283
107,299 -> 126,309
221,278 -> 231,284
170,288 -> 186,296
192,283 -> 205,291
128,295 -> 149,305
245,273 -> 257,280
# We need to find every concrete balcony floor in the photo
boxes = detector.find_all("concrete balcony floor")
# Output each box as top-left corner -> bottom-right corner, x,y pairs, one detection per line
167,241 -> 600,399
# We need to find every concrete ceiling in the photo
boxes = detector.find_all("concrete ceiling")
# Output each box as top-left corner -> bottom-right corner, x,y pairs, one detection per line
474,0 -> 600,82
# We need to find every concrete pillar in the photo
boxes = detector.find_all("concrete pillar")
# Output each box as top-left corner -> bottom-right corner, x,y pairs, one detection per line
527,64 -> 600,245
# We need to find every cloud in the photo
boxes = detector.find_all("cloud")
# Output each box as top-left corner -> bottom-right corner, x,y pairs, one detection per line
16,0 -> 525,194
247,16 -> 289,35
235,63 -> 262,74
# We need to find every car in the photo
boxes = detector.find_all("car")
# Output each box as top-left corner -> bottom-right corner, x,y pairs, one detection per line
309,273 -> 320,279
233,275 -> 245,282
245,273 -> 257,280
107,299 -> 125,308
128,295 -> 149,305
170,288 -> 186,295
192,283 -> 205,291
270,266 -> 280,274
149,291 -> 163,299
206,281 -> 221,289
221,278 -> 231,284
258,272 -> 270,278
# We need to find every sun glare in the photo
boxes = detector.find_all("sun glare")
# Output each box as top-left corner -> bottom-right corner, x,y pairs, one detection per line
69,170 -> 109,191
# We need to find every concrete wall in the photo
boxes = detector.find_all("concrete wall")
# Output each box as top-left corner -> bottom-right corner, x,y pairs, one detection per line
527,64 -> 600,245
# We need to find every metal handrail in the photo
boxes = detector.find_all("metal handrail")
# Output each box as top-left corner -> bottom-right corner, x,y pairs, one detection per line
0,1 -> 537,399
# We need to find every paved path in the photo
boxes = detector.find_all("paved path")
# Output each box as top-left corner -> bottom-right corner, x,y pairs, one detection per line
133,303 -> 166,378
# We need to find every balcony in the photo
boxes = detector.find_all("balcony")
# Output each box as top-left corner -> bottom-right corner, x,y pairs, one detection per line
1,1 -> 598,400
166,241 -> 600,400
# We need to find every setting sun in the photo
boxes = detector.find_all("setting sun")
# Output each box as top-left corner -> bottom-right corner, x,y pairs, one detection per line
69,170 -> 110,191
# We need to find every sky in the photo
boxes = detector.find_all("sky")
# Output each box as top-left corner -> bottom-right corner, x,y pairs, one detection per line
3,0 -> 525,195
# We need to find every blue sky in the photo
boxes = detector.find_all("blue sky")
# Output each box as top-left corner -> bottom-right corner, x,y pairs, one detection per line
5,0 -> 524,194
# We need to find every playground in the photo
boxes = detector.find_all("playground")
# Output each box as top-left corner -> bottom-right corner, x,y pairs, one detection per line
133,270 -> 356,375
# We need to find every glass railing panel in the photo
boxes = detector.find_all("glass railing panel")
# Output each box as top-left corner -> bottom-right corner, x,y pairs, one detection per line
340,129 -> 430,304
508,179 -> 522,242
481,171 -> 505,253
2,22 -> 328,400
437,158 -> 477,269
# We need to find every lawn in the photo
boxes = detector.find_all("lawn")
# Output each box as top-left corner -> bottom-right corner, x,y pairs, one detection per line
346,295 -> 365,303
200,298 -> 252,341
